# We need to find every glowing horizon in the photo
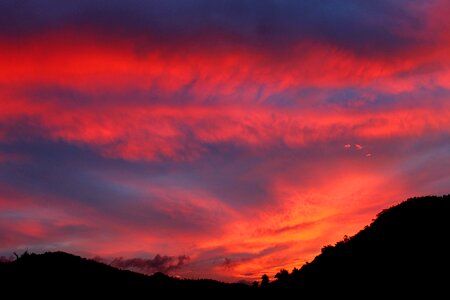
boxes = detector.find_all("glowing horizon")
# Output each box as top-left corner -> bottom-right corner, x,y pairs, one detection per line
0,0 -> 449,282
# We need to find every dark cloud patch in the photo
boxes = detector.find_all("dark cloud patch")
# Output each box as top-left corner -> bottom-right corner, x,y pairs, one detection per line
0,255 -> 14,263
220,244 -> 290,269
18,85 -> 92,108
394,136 -> 450,192
107,254 -> 190,275
0,116 -> 50,142
185,244 -> 290,269
0,0 -> 427,55
325,86 -> 450,112
0,140 -> 238,234
0,140 -> 140,206
269,220 -> 320,235
11,84 -> 202,108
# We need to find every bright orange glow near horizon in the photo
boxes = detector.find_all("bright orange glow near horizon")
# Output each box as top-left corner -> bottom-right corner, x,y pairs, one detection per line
0,0 -> 449,282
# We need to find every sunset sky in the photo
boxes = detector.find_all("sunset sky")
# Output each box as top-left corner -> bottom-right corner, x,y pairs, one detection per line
0,0 -> 449,282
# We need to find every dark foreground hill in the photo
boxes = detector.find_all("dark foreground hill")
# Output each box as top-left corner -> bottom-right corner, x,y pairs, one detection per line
0,251 -> 249,296
271,195 -> 450,296
1,195 -> 449,297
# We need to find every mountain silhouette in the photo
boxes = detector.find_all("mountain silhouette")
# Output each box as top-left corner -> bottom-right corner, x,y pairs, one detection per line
0,251 -> 250,297
1,195 -> 448,297
271,195 -> 450,297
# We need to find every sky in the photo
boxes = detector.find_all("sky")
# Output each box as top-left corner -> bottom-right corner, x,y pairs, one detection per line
0,0 -> 449,282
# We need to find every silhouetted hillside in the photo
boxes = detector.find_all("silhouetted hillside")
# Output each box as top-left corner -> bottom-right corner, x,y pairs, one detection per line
271,195 -> 450,296
0,251 -> 249,297
1,195 -> 448,297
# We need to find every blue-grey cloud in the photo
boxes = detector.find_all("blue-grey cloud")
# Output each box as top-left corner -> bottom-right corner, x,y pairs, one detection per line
0,0 -> 426,55
107,254 -> 190,275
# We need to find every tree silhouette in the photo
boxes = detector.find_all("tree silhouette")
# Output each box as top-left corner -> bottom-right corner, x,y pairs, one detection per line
260,274 -> 269,288
274,269 -> 289,283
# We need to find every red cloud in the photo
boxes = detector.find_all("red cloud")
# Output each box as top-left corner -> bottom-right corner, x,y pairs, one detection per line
1,24 -> 448,161
1,98 -> 448,161
1,2 -> 449,282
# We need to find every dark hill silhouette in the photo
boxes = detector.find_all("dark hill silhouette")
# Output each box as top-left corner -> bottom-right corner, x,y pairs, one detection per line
271,195 -> 450,296
0,251 -> 250,297
1,195 -> 449,297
